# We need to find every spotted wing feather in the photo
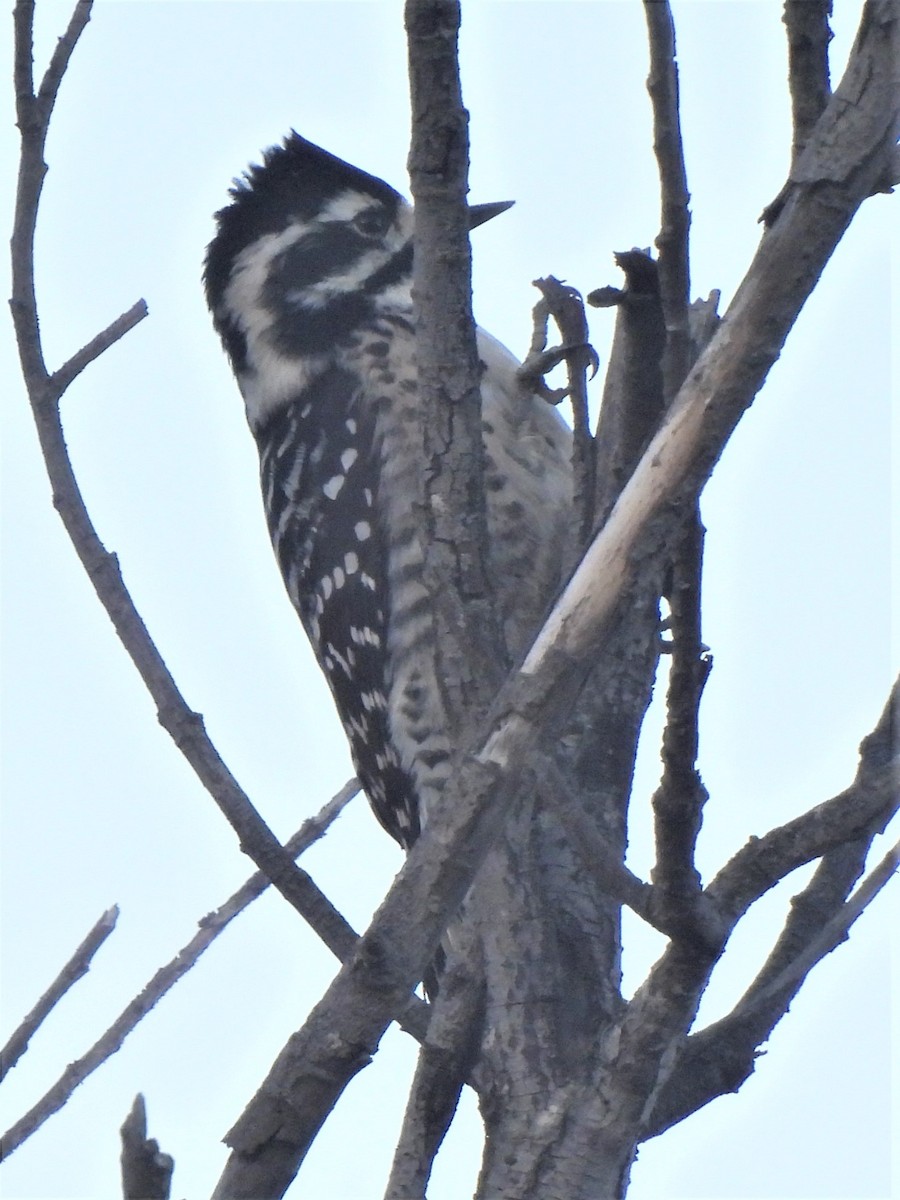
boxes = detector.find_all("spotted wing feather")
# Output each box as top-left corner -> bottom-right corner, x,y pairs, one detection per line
257,366 -> 420,847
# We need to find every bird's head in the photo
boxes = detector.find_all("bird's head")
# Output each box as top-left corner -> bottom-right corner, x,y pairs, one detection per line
204,133 -> 408,366
204,132 -> 511,430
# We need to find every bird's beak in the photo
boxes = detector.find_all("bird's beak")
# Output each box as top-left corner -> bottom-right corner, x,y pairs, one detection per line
468,200 -> 515,229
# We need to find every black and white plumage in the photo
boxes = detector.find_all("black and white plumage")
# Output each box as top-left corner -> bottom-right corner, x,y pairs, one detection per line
205,133 -> 572,849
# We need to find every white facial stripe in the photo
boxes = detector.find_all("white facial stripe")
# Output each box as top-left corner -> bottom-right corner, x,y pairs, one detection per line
298,238 -> 408,309
223,223 -> 305,335
298,252 -> 388,305
320,190 -> 376,223
221,223 -> 323,428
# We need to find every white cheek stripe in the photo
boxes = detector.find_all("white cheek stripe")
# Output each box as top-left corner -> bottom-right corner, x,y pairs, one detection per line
299,249 -> 390,307
320,190 -> 374,223
223,223 -> 303,347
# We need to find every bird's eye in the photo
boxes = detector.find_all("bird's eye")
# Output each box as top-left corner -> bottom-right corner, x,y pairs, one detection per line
353,208 -> 391,238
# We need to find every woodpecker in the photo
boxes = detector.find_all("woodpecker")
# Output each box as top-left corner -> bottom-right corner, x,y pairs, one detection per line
205,133 -> 572,849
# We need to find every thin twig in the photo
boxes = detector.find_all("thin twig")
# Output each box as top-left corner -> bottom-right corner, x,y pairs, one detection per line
51,300 -> 149,396
643,0 -> 692,402
14,1 -> 92,132
783,0 -> 833,164
0,906 -> 118,1082
0,781 -> 415,1160
10,0 -> 93,381
11,1 -> 93,384
733,837 -> 871,1012
708,679 -> 898,924
34,1 -> 92,124
644,834 -> 898,1139
751,836 -> 899,1007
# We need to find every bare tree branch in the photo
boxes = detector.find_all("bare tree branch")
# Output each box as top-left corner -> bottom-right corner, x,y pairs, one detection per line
643,0 -> 691,402
784,0 -> 833,164
593,10 -> 718,949
708,678 -> 898,923
11,0 -> 93,383
804,837 -> 899,964
528,0 -> 896,675
562,815 -> 884,1182
50,300 -> 149,395
385,931 -> 484,1200
759,836 -> 899,998
120,1095 -> 173,1200
644,833 -> 897,1140
733,824 -> 879,1023
9,0 -> 373,974
0,781 -> 398,1161
651,515 -> 711,911
637,680 -> 897,1139
405,0 -> 507,726
471,8 -> 898,1170
0,906 -> 118,1083
641,0 -> 712,925
588,813 -> 891,1167
539,755 -> 723,947
542,761 -> 654,923
34,1 -> 91,115
762,0 -> 897,225
11,0 -> 36,104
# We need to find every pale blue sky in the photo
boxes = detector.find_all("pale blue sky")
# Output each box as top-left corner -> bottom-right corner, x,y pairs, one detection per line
1,2 -> 895,1198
